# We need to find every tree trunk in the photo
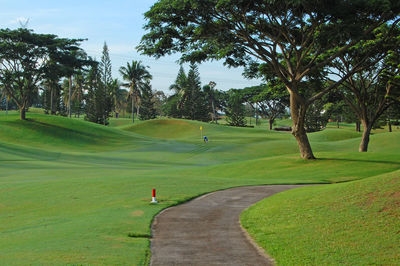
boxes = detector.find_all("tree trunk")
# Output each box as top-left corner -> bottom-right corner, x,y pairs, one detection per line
269,119 -> 273,130
337,120 -> 339,128
255,103 -> 259,126
289,91 -> 315,160
356,121 -> 361,132
211,100 -> 217,124
50,89 -> 54,115
5,97 -> 8,115
359,121 -> 372,152
20,107 -> 26,120
131,97 -> 135,124
388,118 -> 392,132
68,76 -> 72,118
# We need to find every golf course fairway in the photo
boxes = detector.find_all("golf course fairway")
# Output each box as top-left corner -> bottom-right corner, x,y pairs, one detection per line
0,112 -> 399,265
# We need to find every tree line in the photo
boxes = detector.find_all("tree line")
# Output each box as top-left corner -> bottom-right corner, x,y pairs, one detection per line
0,28 -> 161,125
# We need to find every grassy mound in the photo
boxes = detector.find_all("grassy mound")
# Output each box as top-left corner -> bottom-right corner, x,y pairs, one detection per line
108,118 -> 136,128
241,170 -> 400,265
124,119 -> 199,139
309,128 -> 362,142
0,113 -> 138,151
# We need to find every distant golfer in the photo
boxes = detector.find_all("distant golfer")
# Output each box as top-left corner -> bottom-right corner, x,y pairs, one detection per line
203,136 -> 208,143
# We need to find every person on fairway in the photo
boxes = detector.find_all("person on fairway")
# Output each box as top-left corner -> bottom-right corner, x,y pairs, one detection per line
203,136 -> 208,143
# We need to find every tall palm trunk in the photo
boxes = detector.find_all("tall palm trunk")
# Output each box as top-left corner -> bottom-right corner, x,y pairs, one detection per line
68,76 -> 72,118
5,96 -> 8,115
136,94 -> 140,118
131,96 -> 135,123
50,88 -> 55,115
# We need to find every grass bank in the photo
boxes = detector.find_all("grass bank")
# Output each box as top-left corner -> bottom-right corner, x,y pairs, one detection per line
241,170 -> 400,265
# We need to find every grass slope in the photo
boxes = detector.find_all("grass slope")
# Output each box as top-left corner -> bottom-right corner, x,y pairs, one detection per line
241,170 -> 400,265
0,112 -> 399,264
0,112 -> 140,151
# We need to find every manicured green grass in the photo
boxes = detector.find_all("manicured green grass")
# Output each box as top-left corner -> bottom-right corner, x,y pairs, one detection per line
0,112 -> 399,264
241,170 -> 400,265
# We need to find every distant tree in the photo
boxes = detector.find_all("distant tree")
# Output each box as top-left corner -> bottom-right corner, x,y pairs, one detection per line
61,79 -> 71,116
226,90 -> 246,127
71,71 -> 85,118
330,25 -> 400,151
213,89 -> 228,120
109,79 -> 125,118
185,63 -> 209,121
304,99 -> 332,132
99,42 -> 113,119
41,60 -> 63,115
169,65 -> 188,117
203,81 -> 218,123
163,94 -> 181,118
100,42 -> 113,88
85,62 -> 109,125
326,101 -> 347,129
167,63 -> 209,121
385,103 -> 400,131
139,81 -> 157,120
241,85 -> 289,130
0,85 -> 15,114
119,61 -> 152,123
152,90 -> 167,116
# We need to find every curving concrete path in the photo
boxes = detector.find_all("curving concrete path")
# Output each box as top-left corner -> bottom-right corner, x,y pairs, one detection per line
150,185 -> 304,266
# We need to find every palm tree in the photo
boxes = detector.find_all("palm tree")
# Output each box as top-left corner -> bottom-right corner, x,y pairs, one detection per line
72,72 -> 85,118
110,78 -> 125,118
119,61 -> 152,123
169,65 -> 188,117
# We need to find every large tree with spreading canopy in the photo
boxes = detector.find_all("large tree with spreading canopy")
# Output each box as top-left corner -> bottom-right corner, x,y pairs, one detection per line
139,0 -> 400,159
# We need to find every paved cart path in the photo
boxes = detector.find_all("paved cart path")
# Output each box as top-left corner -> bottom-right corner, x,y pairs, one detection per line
151,185 -> 304,266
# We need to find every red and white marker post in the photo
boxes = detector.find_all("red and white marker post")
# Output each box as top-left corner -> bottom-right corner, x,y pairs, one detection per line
151,188 -> 158,203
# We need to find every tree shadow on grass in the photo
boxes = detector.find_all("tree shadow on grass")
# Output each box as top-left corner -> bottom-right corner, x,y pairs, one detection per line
318,157 -> 400,166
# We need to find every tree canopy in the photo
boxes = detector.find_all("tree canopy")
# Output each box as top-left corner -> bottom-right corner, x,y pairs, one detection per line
0,28 -> 86,119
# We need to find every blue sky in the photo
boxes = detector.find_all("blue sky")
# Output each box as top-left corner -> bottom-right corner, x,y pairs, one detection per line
0,0 -> 261,94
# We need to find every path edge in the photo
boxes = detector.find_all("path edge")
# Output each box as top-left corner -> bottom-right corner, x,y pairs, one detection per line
239,219 -> 276,265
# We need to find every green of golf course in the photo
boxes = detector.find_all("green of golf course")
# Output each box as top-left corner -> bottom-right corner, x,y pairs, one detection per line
0,111 -> 399,265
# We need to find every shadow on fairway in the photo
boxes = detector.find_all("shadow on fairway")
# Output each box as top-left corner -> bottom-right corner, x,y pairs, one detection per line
318,157 -> 400,165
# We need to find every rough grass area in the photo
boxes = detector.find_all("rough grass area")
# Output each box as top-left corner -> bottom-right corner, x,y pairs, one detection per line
241,170 -> 400,265
0,111 -> 399,264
